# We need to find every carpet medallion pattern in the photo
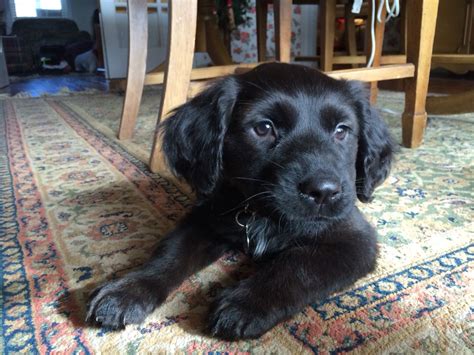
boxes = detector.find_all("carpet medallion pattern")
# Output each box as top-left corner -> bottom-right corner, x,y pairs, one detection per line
0,92 -> 473,353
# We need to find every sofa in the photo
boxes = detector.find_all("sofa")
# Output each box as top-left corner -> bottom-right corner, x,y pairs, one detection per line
3,18 -> 92,74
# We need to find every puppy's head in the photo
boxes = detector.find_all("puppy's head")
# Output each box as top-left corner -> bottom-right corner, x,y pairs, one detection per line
161,63 -> 395,221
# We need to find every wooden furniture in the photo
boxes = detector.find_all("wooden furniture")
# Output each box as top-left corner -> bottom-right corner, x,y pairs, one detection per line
194,0 -> 233,65
400,1 -> 439,147
426,54 -> 474,116
117,0 -> 290,165
120,0 -> 439,173
366,1 -> 386,103
118,0 -> 235,140
256,0 -> 397,72
427,0 -> 474,115
431,0 -> 474,73
427,90 -> 474,115
256,0 -> 363,70
255,0 -> 397,103
147,0 -> 294,172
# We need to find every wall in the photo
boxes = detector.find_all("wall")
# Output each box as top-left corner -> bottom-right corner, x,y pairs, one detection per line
67,0 -> 97,35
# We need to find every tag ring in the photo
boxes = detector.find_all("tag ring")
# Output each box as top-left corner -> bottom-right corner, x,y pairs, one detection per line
235,209 -> 247,228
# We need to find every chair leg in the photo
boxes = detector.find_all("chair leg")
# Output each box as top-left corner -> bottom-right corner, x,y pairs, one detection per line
402,0 -> 439,148
368,2 -> 386,104
274,0 -> 292,62
320,0 -> 336,71
200,0 -> 233,65
149,0 -> 198,173
344,3 -> 358,69
400,0 -> 408,55
118,0 -> 148,140
256,0 -> 268,62
205,18 -> 233,65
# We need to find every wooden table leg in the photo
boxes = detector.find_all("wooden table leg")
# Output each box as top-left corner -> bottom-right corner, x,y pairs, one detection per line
200,0 -> 233,65
368,2 -> 386,104
400,0 -> 408,55
344,3 -> 358,69
402,0 -> 439,148
205,19 -> 233,65
274,0 -> 292,62
149,0 -> 198,173
256,0 -> 268,62
320,0 -> 336,71
118,0 -> 148,140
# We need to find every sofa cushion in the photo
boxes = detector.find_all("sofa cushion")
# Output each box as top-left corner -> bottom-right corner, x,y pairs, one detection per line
12,18 -> 80,36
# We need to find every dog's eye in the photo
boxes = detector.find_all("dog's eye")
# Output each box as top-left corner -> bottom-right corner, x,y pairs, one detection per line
254,120 -> 275,137
334,124 -> 350,141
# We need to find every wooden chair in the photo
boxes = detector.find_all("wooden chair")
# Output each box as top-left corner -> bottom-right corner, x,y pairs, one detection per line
256,0 -> 363,70
118,0 -> 236,141
120,0 -> 439,173
118,0 -> 293,172
256,0 -> 405,103
426,0 -> 474,115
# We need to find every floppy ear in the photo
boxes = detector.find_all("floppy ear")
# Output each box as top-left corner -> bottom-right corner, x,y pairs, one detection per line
160,77 -> 239,199
350,82 -> 396,202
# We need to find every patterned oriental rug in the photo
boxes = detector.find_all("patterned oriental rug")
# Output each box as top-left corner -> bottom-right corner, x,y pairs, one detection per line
1,90 -> 473,354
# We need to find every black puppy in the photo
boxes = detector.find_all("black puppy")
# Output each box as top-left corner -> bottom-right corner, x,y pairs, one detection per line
86,63 -> 395,340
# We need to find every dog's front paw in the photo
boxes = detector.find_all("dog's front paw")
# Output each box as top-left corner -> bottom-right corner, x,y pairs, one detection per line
208,288 -> 277,340
86,278 -> 161,329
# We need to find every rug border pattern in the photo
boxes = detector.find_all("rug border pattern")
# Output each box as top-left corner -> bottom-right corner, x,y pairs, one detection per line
1,100 -> 40,354
5,100 -> 91,353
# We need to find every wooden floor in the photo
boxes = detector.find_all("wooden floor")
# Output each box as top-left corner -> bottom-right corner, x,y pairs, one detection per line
2,74 -> 108,97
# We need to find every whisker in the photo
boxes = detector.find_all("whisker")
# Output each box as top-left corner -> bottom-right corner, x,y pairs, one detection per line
232,177 -> 277,186
241,191 -> 273,204
278,213 -> 283,234
264,158 -> 284,169
219,190 -> 276,216
243,80 -> 267,91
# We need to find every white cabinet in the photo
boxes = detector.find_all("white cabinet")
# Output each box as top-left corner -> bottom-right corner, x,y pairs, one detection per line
99,0 -> 168,79
0,39 -> 9,88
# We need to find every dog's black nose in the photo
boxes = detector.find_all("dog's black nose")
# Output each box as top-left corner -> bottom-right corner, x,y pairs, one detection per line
299,178 -> 341,204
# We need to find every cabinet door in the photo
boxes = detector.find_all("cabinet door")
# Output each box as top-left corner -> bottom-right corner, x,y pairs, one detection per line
0,40 -> 9,88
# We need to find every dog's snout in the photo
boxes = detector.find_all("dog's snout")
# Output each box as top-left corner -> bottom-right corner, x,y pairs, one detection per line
299,177 -> 342,204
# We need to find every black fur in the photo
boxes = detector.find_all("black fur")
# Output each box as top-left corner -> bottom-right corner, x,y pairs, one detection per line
86,63 -> 396,340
